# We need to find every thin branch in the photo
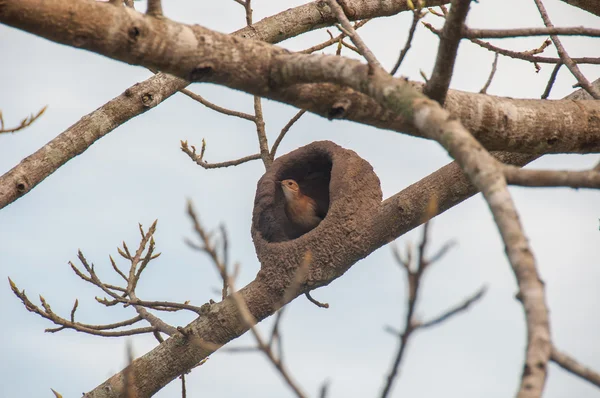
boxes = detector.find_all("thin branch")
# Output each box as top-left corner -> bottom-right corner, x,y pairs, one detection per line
463,26 -> 600,38
180,373 -> 187,398
299,20 -> 370,54
417,286 -> 487,329
390,5 -> 425,75
242,0 -> 253,26
187,202 -> 307,398
304,292 -> 329,309
541,63 -> 562,99
479,53 -> 498,94
253,96 -> 272,169
551,346 -> 600,388
423,0 -> 472,104
533,0 -> 600,99
181,140 -> 261,169
504,165 -> 600,189
468,36 -> 600,65
381,221 -> 479,398
270,109 -> 306,158
9,278 -> 156,337
179,88 -> 255,121
0,106 -> 47,134
327,0 -> 382,72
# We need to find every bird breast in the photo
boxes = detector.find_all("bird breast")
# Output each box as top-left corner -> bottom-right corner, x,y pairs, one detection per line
284,194 -> 322,232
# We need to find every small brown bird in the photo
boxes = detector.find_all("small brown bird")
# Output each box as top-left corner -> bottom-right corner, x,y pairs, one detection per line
280,179 -> 323,234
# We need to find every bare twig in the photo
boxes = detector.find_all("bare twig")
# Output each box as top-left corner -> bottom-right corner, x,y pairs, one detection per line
304,292 -> 329,308
533,0 -> 600,99
327,0 -> 382,72
479,53 -> 499,94
270,109 -> 307,158
0,106 -> 47,134
380,221 -> 483,397
179,89 -> 255,121
423,0 -> 472,104
253,96 -> 272,169
390,4 -> 425,76
551,346 -> 600,388
463,26 -> 600,38
417,286 -> 487,329
181,140 -> 261,169
468,36 -> 600,65
300,20 -> 370,54
541,63 -> 562,99
7,220 -> 196,338
186,202 -> 307,398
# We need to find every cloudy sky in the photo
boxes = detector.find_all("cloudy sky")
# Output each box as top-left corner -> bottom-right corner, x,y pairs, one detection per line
1,0 -> 599,397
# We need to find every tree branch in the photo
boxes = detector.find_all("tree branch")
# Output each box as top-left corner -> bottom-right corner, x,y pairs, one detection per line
423,0 -> 472,104
551,346 -> 600,388
533,0 -> 600,99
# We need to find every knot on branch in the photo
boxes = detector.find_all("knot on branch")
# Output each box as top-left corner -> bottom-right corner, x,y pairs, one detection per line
251,141 -> 381,294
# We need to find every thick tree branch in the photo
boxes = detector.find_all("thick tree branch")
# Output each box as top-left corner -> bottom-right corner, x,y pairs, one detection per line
2,0 -> 600,212
0,2 -> 596,396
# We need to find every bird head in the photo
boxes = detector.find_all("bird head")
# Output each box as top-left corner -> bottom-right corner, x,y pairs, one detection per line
280,179 -> 300,200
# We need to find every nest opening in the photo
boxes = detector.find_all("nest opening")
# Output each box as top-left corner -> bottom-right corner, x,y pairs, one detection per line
256,150 -> 332,243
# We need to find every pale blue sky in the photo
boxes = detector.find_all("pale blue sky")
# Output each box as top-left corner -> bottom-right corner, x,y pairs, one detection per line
1,1 -> 599,397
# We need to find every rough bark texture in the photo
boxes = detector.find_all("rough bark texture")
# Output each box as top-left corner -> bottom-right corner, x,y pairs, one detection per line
1,0 -> 599,211
252,141 -> 381,290
0,0 -> 598,157
1,0 -> 598,397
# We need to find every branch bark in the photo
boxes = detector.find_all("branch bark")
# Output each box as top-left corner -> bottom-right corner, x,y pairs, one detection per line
1,0 -> 600,210
0,1 -> 598,397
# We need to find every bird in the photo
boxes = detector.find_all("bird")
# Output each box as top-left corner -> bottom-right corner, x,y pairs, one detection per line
280,179 -> 324,234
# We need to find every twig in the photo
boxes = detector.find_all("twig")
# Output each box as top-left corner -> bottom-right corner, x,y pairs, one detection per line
533,0 -> 600,99
179,89 -> 255,121
541,63 -> 562,99
146,0 -> 162,16
479,53 -> 498,94
468,37 -> 600,65
304,292 -> 329,308
423,0 -> 472,104
326,0 -> 382,72
463,26 -> 600,38
0,106 -> 47,134
181,140 -> 261,169
253,96 -> 272,169
551,346 -> 600,388
390,5 -> 425,76
180,373 -> 187,398
299,20 -> 370,54
186,202 -> 307,398
270,109 -> 306,158
380,221 -> 483,397
417,286 -> 487,329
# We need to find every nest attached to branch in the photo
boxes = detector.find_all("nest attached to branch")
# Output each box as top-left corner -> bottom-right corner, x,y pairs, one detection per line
251,141 -> 382,295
